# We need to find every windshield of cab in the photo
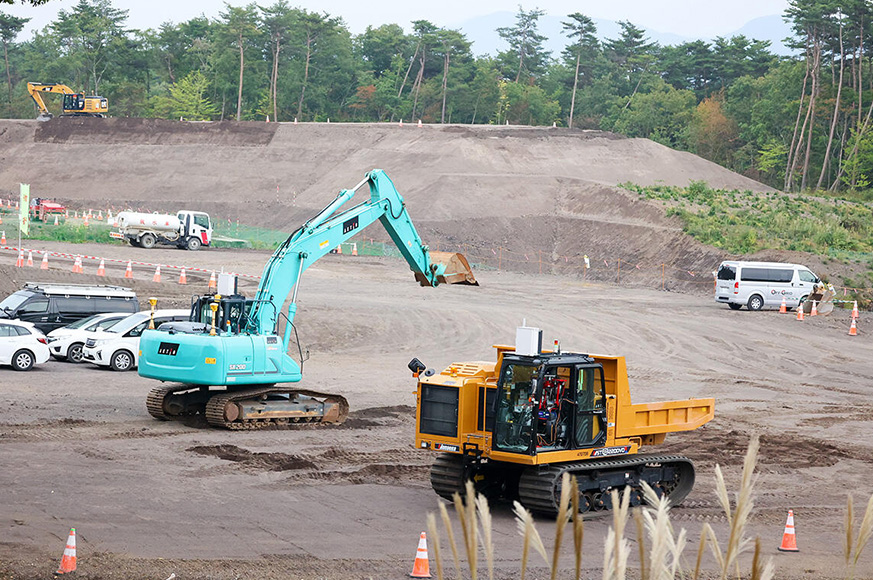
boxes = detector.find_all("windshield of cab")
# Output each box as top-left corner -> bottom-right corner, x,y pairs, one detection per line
493,363 -> 538,454
0,291 -> 32,313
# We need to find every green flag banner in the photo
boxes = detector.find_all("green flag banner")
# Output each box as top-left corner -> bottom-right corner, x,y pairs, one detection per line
19,183 -> 29,236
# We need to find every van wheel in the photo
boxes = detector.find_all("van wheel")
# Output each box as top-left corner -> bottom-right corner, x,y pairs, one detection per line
140,233 -> 157,249
186,236 -> 202,251
110,350 -> 135,371
728,303 -> 742,310
747,295 -> 764,311
12,349 -> 35,371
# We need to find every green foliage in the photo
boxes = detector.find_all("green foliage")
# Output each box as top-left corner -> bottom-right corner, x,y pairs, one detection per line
151,71 -> 217,120
625,182 -> 873,255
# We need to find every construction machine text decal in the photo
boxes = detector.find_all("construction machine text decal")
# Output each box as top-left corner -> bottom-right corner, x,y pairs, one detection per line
157,342 -> 179,356
591,446 -> 631,457
343,216 -> 359,235
434,443 -> 459,452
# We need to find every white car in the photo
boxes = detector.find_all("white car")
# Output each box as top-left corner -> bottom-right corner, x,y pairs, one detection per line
0,319 -> 51,371
47,312 -> 131,363
82,309 -> 189,371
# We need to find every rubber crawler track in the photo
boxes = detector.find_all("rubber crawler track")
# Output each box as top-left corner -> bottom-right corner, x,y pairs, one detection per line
518,454 -> 695,515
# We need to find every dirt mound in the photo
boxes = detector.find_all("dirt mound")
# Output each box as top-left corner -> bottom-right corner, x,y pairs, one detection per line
34,116 -> 277,146
188,444 -> 317,471
0,119 -> 771,287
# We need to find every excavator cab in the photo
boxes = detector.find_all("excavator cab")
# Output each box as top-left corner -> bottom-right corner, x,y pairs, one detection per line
493,353 -> 606,456
189,294 -> 253,334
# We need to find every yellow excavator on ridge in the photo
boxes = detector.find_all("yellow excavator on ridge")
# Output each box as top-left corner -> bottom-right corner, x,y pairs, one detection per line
26,82 -> 108,121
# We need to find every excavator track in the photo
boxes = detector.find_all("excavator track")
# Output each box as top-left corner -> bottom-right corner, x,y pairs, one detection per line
517,454 -> 695,516
147,384 -> 349,430
204,387 -> 349,430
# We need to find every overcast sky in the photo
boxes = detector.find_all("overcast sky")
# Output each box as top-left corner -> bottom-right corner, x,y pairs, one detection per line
5,0 -> 790,40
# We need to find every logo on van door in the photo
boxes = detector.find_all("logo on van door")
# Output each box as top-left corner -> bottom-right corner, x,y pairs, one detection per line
770,289 -> 795,296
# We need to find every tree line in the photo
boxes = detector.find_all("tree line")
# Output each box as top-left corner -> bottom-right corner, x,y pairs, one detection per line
2,0 -> 873,194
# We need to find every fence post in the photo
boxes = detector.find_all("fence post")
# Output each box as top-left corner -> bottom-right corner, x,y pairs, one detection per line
498,247 -> 502,271
661,263 -> 665,291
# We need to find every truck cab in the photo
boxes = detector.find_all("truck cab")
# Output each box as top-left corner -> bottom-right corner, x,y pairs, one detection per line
178,211 -> 212,250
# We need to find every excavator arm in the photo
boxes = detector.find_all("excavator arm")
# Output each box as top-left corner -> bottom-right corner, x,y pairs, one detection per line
27,83 -> 75,120
248,169 -> 457,345
137,169 -> 475,398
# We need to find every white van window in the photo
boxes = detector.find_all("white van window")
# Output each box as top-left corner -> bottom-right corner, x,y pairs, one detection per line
799,270 -> 817,283
741,268 -> 792,283
717,265 -> 736,280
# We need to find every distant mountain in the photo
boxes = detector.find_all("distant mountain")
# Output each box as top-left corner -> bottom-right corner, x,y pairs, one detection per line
451,12 -> 796,59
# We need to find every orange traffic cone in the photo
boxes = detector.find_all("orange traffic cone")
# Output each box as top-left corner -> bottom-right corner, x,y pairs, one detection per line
16,250 -> 23,268
810,301 -> 818,316
178,267 -> 187,285
778,510 -> 799,552
1,231 -> 6,245
849,318 -> 858,336
56,527 -> 77,574
409,532 -> 431,578
208,270 -> 217,290
26,251 -> 33,267
54,214 -> 59,225
852,301 -> 859,318
352,243 -> 358,256
97,210 -> 103,220
779,296 -> 787,313
72,256 -> 83,274
97,259 -> 106,276
796,305 -> 804,321
41,252 -> 49,270
418,119 -> 423,128
153,265 -> 162,283
336,244 -> 342,254
84,214 -> 90,227
124,260 -> 133,279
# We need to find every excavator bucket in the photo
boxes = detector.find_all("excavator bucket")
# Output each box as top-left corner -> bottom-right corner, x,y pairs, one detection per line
428,251 -> 479,286
802,283 -> 836,315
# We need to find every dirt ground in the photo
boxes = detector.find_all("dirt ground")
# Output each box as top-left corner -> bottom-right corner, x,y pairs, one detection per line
0,242 -> 870,579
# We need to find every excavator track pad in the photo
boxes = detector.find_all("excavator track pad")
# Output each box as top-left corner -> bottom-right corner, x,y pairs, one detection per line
147,384 -> 349,430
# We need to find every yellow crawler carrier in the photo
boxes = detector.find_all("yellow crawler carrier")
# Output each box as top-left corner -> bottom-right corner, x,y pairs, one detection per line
410,326 -> 714,514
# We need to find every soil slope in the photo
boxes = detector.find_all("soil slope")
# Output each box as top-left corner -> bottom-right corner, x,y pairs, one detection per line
0,118 -> 772,281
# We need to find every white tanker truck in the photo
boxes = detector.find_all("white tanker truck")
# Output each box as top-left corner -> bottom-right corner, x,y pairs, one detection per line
110,210 -> 213,250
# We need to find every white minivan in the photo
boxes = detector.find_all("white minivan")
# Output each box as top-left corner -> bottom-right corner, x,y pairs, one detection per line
715,261 -> 821,311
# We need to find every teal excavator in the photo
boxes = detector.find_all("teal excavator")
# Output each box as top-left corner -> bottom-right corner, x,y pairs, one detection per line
138,169 -> 477,429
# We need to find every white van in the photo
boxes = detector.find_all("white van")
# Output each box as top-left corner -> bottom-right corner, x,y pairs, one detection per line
715,261 -> 821,311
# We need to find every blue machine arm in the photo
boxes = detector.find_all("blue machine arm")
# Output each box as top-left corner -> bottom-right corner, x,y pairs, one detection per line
248,169 -> 446,349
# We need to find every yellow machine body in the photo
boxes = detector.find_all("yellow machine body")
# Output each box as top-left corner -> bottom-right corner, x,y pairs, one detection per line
415,345 -> 713,464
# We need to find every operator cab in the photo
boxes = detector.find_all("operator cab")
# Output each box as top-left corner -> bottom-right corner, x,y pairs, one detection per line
493,352 -> 606,455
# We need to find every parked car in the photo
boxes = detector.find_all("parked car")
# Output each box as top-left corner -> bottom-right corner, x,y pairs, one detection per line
715,261 -> 821,311
0,319 -> 50,371
0,283 -> 138,333
82,310 -> 189,371
47,312 -> 131,362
